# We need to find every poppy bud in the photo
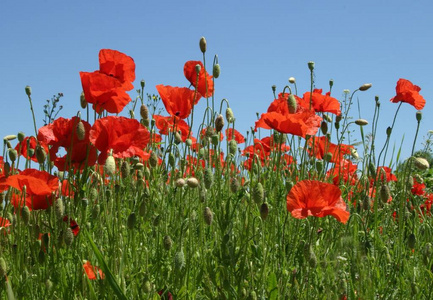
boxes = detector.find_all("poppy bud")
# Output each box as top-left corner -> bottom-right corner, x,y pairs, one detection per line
127,212 -> 136,230
308,61 -> 315,71
17,132 -> 25,142
416,111 -> 422,122
143,280 -> 152,293
386,127 -> 392,136
423,243 -> 432,266
215,114 -> 224,132
260,202 -> 269,220
359,83 -> 372,91
329,79 -> 334,88
199,186 -> 207,202
185,138 -> 193,147
199,36 -> 207,53
379,184 -> 391,203
289,77 -> 296,84
153,215 -> 161,227
64,228 -> 74,246
140,104 -> 149,120
408,233 -> 416,250
320,121 -> 328,135
355,119 -> 368,126
315,160 -> 324,173
204,168 -> 213,189
0,257 -> 7,278
271,85 -> 276,93
163,235 -> 173,250
25,85 -> 32,96
76,121 -> 86,141
92,204 -> 100,219
229,140 -> 237,155
140,79 -> 145,89
104,155 -> 116,176
174,131 -> 182,144
324,152 -> 333,162
287,94 -> 297,114
175,178 -> 186,188
249,291 -> 257,300
210,135 -> 219,146
35,144 -> 46,164
203,207 -> 213,225
3,135 -> 16,142
230,177 -> 239,193
334,122 -> 340,130
174,248 -> 185,270
413,157 -> 429,170
195,64 -> 201,74
149,151 -> 158,168
121,161 -> 130,179
21,206 -> 30,225
343,89 -> 350,94
187,177 -> 199,188
80,92 -> 87,109
213,63 -> 220,79
226,107 -> 235,123
252,183 -> 264,204
336,114 -> 342,123
8,149 -> 17,162
45,279 -> 53,291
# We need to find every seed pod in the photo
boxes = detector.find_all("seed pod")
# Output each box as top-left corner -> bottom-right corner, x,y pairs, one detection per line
104,155 -> 116,176
163,235 -> 173,251
260,202 -> 269,220
187,177 -> 199,188
203,207 -> 213,225
64,228 -> 74,246
174,248 -> 185,270
203,168 -> 214,189
127,212 -> 136,230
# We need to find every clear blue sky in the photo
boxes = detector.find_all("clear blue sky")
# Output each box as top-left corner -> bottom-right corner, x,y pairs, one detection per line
1,0 -> 432,164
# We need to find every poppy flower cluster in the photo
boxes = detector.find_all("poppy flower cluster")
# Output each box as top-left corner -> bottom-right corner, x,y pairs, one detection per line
80,49 -> 136,114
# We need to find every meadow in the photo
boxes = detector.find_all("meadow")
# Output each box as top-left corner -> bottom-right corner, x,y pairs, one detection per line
0,37 -> 432,299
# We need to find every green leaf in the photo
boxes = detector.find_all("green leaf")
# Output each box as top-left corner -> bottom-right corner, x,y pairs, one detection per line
85,230 -> 128,300
267,272 -> 278,300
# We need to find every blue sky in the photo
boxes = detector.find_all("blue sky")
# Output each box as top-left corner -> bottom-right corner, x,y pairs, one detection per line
1,0 -> 432,165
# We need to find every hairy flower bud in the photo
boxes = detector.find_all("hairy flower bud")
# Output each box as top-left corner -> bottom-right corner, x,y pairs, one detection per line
203,207 -> 213,225
25,85 -> 32,96
127,212 -> 136,230
229,140 -> 238,155
21,206 -> 30,225
35,144 -> 46,164
386,127 -> 392,136
380,184 -> 391,203
175,178 -> 186,188
226,107 -> 235,123
199,36 -> 207,53
186,177 -> 199,188
163,235 -> 173,250
288,77 -> 296,84
174,248 -> 185,270
203,168 -> 214,189
308,61 -> 315,71
355,119 -> 369,126
230,177 -> 239,193
0,257 -> 7,278
252,183 -> 264,204
149,151 -> 158,168
80,91 -> 87,109
140,79 -> 145,89
64,228 -> 74,246
140,104 -> 149,120
8,149 -> 17,162
288,94 -> 297,114
413,157 -> 429,170
260,202 -> 269,220
17,131 -> 25,142
320,121 -> 328,135
215,114 -> 224,133
416,111 -> 422,122
213,63 -> 220,79
359,83 -> 372,91
408,233 -> 416,250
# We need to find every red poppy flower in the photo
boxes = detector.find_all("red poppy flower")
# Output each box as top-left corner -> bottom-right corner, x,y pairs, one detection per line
156,85 -> 201,119
286,180 -> 350,224
307,136 -> 353,163
89,116 -> 150,164
83,261 -> 105,280
411,178 -> 425,196
38,117 -> 97,171
326,159 -> 358,186
255,95 -> 322,138
302,89 -> 341,115
372,166 -> 397,184
80,49 -> 135,114
153,115 -> 190,141
15,136 -> 49,163
184,61 -> 214,97
390,78 -> 426,110
226,128 -> 245,144
6,169 -> 59,210
158,290 -> 173,300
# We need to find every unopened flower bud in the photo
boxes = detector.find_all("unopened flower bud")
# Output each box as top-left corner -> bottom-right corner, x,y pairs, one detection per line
359,83 -> 372,91
226,107 -> 235,123
17,132 -> 25,142
35,144 -> 46,164
252,183 -> 264,204
80,92 -> 87,109
386,127 -> 392,136
21,206 -> 30,225
187,177 -> 199,188
329,79 -> 334,88
308,61 -> 315,71
174,131 -> 182,144
0,257 -> 7,278
413,157 -> 429,170
203,207 -> 213,225
174,248 -> 185,269
324,152 -> 333,162
140,79 -> 145,89
149,151 -> 158,168
175,178 -> 186,188
127,212 -> 136,230
408,233 -> 416,250
230,177 -> 239,193
288,94 -> 297,114
380,184 -> 391,203
355,119 -> 369,126
195,64 -> 201,74
320,121 -> 328,135
64,228 -> 74,246
3,135 -> 16,141
260,202 -> 269,220
229,140 -> 237,155
289,77 -> 296,84
25,85 -> 32,96
76,121 -> 86,141
8,149 -> 17,162
215,114 -> 224,132
213,64 -> 220,79
163,235 -> 173,250
199,36 -> 207,53
203,168 -> 214,189
104,155 -> 116,176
